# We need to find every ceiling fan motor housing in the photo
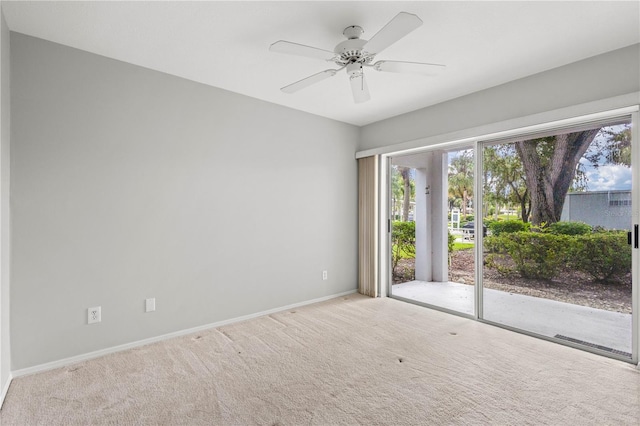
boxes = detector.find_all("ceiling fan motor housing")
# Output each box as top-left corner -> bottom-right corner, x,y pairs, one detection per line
334,26 -> 373,66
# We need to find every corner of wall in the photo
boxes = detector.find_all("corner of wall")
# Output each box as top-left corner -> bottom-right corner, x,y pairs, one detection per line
0,372 -> 11,408
0,5 -> 12,406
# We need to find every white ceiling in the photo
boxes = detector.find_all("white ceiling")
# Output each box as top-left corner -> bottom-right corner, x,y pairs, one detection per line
2,1 -> 639,126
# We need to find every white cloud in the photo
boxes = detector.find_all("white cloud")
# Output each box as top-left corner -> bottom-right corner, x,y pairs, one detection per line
585,164 -> 632,191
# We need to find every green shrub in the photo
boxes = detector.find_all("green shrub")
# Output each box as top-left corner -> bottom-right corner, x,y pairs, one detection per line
483,218 -> 498,232
448,231 -> 455,254
483,234 -> 505,254
484,232 -> 568,279
569,231 -> 630,282
392,221 -> 416,275
546,221 -> 592,236
447,230 -> 456,266
483,218 -> 494,226
488,219 -> 530,236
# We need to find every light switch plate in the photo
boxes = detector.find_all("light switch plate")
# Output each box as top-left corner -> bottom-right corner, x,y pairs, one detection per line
146,298 -> 156,313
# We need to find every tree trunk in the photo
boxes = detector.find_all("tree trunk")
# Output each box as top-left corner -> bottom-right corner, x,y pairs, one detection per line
399,167 -> 411,221
519,188 -> 530,223
515,130 -> 599,226
507,181 -> 530,223
462,189 -> 468,218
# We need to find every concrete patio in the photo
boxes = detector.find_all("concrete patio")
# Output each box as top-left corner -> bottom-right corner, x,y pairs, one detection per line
392,280 -> 632,357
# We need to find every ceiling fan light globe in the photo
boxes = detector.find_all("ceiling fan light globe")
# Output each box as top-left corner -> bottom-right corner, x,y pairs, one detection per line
346,63 -> 363,77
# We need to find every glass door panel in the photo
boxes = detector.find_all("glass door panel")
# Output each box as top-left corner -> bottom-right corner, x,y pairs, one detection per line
389,147 -> 475,316
481,120 -> 633,359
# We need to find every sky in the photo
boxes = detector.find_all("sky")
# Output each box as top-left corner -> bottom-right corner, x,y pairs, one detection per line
440,125 -> 632,196
583,163 -> 631,191
580,124 -> 631,192
444,123 -> 633,193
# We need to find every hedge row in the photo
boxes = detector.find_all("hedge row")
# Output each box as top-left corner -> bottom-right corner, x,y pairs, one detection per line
484,230 -> 630,282
487,219 -> 530,236
486,219 -> 593,236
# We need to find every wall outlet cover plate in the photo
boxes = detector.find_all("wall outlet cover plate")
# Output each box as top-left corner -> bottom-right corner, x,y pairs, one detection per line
88,306 -> 101,324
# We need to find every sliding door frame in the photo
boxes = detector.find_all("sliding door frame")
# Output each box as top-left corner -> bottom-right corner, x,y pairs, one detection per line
475,109 -> 638,363
379,105 -> 640,364
474,140 -> 484,321
633,110 -> 639,363
380,155 -> 391,298
383,145 -> 478,320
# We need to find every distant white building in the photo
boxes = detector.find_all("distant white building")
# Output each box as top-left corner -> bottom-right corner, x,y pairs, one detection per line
561,190 -> 631,230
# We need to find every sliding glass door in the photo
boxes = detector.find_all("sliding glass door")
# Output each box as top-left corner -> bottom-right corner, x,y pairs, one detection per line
385,109 -> 637,362
480,118 -> 634,360
389,147 -> 476,316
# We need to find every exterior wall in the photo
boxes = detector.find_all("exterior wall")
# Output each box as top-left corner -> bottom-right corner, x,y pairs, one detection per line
561,190 -> 632,230
430,152 -> 448,282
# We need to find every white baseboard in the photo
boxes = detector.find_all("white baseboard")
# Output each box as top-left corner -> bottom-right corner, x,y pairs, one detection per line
0,372 -> 12,409
11,289 -> 358,379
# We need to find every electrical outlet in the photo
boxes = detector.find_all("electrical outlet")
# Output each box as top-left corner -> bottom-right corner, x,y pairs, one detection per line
145,298 -> 156,313
88,306 -> 101,324
322,270 -> 328,280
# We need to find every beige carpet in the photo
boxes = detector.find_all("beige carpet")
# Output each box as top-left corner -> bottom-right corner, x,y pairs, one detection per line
1,294 -> 639,425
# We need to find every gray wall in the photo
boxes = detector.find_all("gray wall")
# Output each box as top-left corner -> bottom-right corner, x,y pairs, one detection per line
561,191 -> 632,231
10,34 -> 359,370
360,44 -> 640,151
0,10 -> 11,388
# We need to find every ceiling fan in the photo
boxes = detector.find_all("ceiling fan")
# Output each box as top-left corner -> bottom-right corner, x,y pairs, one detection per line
269,12 -> 445,103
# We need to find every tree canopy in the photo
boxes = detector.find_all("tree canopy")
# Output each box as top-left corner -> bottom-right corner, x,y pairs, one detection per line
483,144 -> 530,222
483,124 -> 631,225
391,166 -> 415,221
448,150 -> 474,217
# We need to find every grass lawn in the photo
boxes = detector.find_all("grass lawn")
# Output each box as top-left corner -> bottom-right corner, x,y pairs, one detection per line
395,242 -> 473,259
394,246 -> 415,259
452,242 -> 474,251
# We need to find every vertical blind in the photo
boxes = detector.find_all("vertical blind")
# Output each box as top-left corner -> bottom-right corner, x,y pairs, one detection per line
358,155 -> 379,297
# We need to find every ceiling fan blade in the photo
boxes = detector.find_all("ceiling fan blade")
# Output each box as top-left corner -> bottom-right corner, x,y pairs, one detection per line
350,74 -> 370,103
270,40 -> 335,61
281,69 -> 338,94
364,12 -> 423,55
373,60 -> 446,75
